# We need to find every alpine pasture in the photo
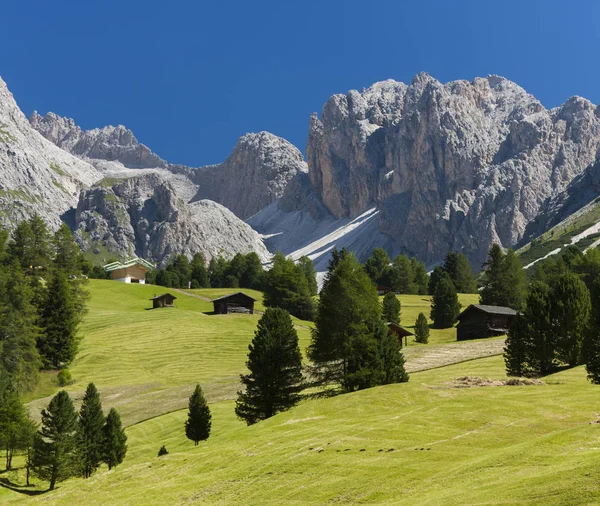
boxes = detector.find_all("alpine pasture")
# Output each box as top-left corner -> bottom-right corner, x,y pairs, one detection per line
3,281 -> 599,505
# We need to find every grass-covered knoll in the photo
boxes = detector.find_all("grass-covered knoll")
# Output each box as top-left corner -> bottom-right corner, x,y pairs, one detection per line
10,357 -> 600,505
27,280 -> 313,426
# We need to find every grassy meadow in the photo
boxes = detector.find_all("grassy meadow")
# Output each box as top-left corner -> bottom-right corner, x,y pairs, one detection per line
4,281 -> 598,504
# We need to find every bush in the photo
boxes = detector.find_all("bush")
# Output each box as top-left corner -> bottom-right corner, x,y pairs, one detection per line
157,445 -> 168,457
57,369 -> 73,386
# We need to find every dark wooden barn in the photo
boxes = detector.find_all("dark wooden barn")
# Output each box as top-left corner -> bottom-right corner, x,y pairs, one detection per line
150,293 -> 177,309
456,304 -> 518,341
212,292 -> 256,314
387,322 -> 414,347
377,285 -> 393,296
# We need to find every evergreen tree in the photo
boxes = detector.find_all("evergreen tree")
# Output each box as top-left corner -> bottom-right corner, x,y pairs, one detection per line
428,266 -> 446,296
552,272 -> 591,367
241,252 -> 265,290
31,390 -> 78,490
263,253 -> 315,321
430,272 -> 461,328
235,308 -> 303,425
102,408 -> 127,470
504,314 -> 530,377
190,253 -> 210,288
411,258 -> 429,295
382,292 -> 400,324
77,383 -> 105,478
390,255 -> 413,293
38,270 -> 81,368
225,253 -> 247,285
453,254 -> 478,293
0,375 -> 33,470
0,261 -> 41,393
185,384 -> 212,445
157,445 -> 168,456
442,252 -> 458,283
208,256 -> 228,288
53,224 -> 82,275
480,245 -> 525,309
364,248 -> 392,285
414,313 -> 430,344
524,281 -> 554,375
297,256 -> 318,296
372,320 -> 409,386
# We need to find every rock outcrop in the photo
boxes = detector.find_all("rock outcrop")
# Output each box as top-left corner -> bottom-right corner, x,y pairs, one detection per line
30,111 -> 167,169
0,77 -> 101,229
305,73 -> 600,268
75,173 -> 270,265
192,132 -> 307,219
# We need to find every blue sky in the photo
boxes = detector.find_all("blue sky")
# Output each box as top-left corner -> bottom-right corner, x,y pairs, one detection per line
2,0 -> 599,166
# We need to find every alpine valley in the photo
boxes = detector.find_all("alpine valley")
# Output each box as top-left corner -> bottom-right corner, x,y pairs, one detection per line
2,72 -> 600,270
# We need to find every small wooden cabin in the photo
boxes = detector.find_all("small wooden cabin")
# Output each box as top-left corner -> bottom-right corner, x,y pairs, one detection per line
150,293 -> 177,309
387,322 -> 414,347
212,292 -> 256,314
456,304 -> 518,341
104,258 -> 155,284
377,285 -> 393,296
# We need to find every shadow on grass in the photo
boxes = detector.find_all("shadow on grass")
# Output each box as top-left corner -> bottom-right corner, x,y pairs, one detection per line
0,477 -> 46,496
202,311 -> 217,315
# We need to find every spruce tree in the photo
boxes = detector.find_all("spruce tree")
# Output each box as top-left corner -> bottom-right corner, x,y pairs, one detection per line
374,320 -> 409,384
453,254 -> 478,293
31,390 -> 78,490
53,224 -> 82,275
185,384 -> 212,445
442,252 -> 458,283
102,408 -> 127,470
235,308 -> 303,425
241,252 -> 265,290
382,292 -> 400,324
390,255 -> 413,293
525,281 -> 554,375
297,256 -> 318,296
480,245 -> 525,309
364,248 -> 392,285
38,270 -> 81,368
411,258 -> 429,295
0,375 -> 33,470
504,314 -> 530,377
414,313 -> 430,344
77,383 -> 105,478
428,266 -> 446,296
430,272 -> 461,328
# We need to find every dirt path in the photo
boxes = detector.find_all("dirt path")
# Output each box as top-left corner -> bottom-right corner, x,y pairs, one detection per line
403,338 -> 506,373
171,288 -> 212,301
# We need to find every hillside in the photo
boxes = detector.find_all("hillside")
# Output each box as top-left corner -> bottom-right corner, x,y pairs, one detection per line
5,281 -> 598,504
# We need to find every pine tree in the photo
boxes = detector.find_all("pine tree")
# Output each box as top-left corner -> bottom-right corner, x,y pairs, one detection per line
390,255 -> 413,293
504,314 -> 530,377
77,383 -> 105,478
480,245 -> 525,309
102,408 -> 127,470
453,254 -> 478,293
297,256 -> 318,296
502,250 -> 526,310
382,292 -> 400,324
190,253 -> 210,288
525,281 -> 554,375
185,384 -> 211,445
38,270 -> 81,368
241,252 -> 265,290
430,272 -> 461,328
31,390 -> 78,490
364,248 -> 391,285
374,320 -> 409,384
428,266 -> 446,296
411,258 -> 429,295
414,313 -> 430,344
235,308 -> 303,425
442,252 -> 458,283
53,224 -> 82,275
0,375 -> 33,470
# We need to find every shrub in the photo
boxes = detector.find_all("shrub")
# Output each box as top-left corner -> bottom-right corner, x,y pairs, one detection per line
157,445 -> 168,457
57,369 -> 73,386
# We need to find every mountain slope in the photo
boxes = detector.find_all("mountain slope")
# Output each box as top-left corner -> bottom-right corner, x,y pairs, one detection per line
0,77 -> 101,228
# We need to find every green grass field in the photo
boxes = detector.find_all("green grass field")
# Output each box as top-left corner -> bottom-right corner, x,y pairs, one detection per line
4,281 -> 598,505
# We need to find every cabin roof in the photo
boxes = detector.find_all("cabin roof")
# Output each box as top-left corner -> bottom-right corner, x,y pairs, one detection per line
458,304 -> 518,320
149,293 -> 177,301
103,257 -> 156,273
211,292 -> 257,302
386,322 -> 414,336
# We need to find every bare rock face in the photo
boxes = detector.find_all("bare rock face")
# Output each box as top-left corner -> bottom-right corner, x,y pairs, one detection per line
0,77 -> 101,229
192,132 -> 307,219
30,111 -> 167,169
75,173 -> 270,265
307,73 -> 600,268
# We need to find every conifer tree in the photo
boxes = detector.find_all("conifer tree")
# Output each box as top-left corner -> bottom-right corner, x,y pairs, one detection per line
428,266 -> 446,296
411,258 -> 429,295
77,383 -> 105,478
524,281 -> 554,375
241,252 -> 265,290
364,248 -> 392,285
102,408 -> 127,470
0,375 -> 33,470
430,272 -> 461,328
442,252 -> 458,282
414,313 -> 430,344
504,315 -> 530,377
382,292 -> 400,324
38,270 -> 81,368
53,224 -> 82,275
297,256 -> 318,296
31,390 -> 78,490
374,320 -> 409,385
390,255 -> 413,293
185,384 -> 212,445
235,308 -> 303,425
480,245 -> 525,309
190,253 -> 210,288
453,254 -> 478,293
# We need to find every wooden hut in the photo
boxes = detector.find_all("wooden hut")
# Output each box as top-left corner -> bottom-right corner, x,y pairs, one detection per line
387,322 -> 414,347
103,258 -> 155,284
456,304 -> 518,341
212,292 -> 256,314
377,285 -> 393,296
150,293 -> 177,309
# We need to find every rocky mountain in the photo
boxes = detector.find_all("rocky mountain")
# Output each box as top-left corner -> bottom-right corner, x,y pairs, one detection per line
191,132 -> 307,219
0,78 -> 101,228
74,173 -> 270,265
30,111 -> 167,169
258,73 -> 600,269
